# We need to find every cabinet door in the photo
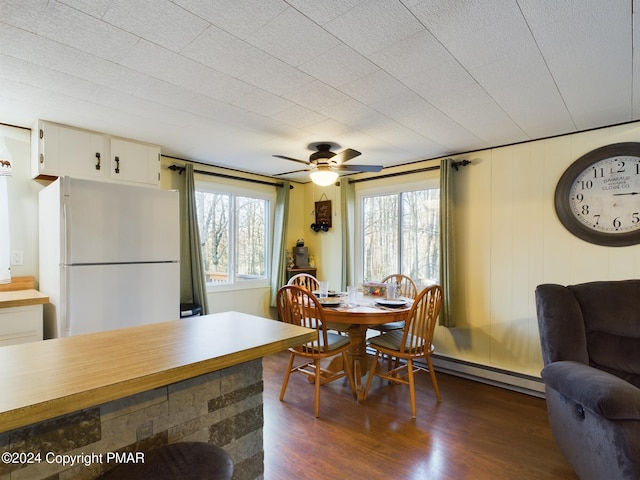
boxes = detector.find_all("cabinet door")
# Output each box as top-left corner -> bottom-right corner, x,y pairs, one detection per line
58,127 -> 106,180
32,121 -> 61,178
32,121 -> 106,180
110,139 -> 160,186
0,305 -> 43,346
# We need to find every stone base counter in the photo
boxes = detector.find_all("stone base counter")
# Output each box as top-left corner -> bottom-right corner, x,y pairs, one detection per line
0,312 -> 315,480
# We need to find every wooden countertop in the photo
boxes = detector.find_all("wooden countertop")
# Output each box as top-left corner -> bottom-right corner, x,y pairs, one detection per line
0,276 -> 49,308
0,289 -> 49,308
0,311 -> 315,433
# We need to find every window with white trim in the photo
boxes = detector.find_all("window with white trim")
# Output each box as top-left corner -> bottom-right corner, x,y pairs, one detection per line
195,181 -> 274,288
357,180 -> 440,286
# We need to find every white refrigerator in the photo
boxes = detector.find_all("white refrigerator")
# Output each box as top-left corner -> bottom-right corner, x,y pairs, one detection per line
39,177 -> 180,338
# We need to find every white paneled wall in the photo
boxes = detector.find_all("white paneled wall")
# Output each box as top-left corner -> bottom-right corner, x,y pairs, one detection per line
433,121 -> 640,378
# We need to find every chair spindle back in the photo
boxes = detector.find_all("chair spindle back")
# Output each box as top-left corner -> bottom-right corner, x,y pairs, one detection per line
276,285 -> 328,352
287,273 -> 320,293
400,284 -> 443,355
382,274 -> 419,299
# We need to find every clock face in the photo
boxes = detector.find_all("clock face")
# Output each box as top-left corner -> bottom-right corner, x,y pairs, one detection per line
555,143 -> 640,246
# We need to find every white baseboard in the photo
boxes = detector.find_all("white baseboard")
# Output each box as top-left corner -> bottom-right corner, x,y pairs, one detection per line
428,355 -> 546,398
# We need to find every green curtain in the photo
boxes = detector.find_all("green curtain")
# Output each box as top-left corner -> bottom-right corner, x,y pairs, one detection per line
340,179 -> 356,291
439,158 -> 456,327
270,181 -> 290,307
180,164 -> 210,314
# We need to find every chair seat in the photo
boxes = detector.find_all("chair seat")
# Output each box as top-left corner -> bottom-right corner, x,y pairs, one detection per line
303,331 -> 350,353
98,442 -> 233,480
369,330 -> 411,351
369,321 -> 405,332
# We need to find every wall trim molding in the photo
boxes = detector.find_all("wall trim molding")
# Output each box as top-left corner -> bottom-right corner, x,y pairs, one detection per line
429,354 -> 545,398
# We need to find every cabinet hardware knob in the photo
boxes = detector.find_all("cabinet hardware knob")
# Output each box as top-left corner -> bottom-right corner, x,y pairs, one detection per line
95,152 -> 101,170
114,156 -> 120,174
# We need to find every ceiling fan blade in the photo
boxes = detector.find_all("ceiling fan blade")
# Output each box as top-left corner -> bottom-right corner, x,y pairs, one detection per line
333,148 -> 361,164
334,164 -> 383,172
273,155 -> 311,166
273,168 -> 312,176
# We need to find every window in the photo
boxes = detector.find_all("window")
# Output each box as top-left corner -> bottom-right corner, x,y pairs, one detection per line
358,182 -> 440,286
195,181 -> 273,288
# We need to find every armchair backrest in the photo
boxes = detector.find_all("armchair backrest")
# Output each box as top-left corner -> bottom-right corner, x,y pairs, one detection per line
536,280 -> 640,387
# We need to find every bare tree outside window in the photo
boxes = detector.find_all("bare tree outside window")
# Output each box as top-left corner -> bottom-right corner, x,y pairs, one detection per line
362,188 -> 439,285
196,189 -> 269,284
363,194 -> 398,280
236,196 -> 266,277
402,189 -> 440,284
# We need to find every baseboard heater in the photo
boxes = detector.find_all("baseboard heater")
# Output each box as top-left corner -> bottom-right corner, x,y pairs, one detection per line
426,354 -> 546,398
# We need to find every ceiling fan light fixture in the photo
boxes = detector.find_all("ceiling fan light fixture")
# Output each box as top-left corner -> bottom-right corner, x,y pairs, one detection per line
309,168 -> 338,186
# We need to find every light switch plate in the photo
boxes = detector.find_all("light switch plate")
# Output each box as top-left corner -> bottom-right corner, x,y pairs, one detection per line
10,250 -> 23,266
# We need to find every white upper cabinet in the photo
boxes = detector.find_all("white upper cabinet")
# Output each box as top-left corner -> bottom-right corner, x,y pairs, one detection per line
32,120 -> 106,181
32,120 -> 160,187
110,138 -> 160,186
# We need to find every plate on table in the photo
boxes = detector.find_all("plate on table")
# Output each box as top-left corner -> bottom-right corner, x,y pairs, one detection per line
317,297 -> 344,307
312,290 -> 340,297
375,298 -> 409,308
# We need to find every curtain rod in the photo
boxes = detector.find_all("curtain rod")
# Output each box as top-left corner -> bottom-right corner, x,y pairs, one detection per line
347,159 -> 470,184
168,164 -> 292,189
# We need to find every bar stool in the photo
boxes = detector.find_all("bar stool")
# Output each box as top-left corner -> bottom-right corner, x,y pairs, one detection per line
98,442 -> 234,480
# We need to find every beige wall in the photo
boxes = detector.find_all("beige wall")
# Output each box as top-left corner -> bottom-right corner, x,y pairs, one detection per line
6,121 -> 640,380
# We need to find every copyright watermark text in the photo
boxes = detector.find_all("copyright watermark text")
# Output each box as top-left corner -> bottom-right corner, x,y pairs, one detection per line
2,450 -> 145,467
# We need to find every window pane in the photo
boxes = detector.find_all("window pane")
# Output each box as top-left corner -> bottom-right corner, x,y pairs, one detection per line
401,189 -> 440,284
196,191 -> 230,283
236,196 -> 267,280
362,194 -> 398,281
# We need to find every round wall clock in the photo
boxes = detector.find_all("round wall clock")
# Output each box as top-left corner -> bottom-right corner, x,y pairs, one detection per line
554,142 -> 640,247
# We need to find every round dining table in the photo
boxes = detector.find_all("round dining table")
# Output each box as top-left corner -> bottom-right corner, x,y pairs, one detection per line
321,295 -> 412,402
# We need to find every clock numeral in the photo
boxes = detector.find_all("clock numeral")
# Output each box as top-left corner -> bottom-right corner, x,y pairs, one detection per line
593,214 -> 600,225
580,180 -> 593,190
576,193 -> 584,202
633,213 -> 640,224
609,161 -> 625,174
581,205 -> 590,215
592,167 -> 604,178
613,217 -> 622,229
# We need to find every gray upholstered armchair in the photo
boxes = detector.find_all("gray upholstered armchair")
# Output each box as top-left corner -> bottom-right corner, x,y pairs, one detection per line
535,280 -> 640,480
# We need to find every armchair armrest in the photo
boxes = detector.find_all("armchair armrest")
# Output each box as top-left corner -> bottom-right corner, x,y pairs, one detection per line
542,361 -> 640,420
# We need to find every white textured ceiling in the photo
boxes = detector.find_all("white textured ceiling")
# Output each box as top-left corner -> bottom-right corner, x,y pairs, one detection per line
1,0 -> 639,183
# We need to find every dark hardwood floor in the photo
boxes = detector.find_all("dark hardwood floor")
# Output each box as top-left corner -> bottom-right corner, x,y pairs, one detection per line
263,351 -> 577,480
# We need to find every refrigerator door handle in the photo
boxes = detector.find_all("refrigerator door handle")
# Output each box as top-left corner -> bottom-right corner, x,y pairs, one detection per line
62,179 -> 71,266
61,266 -> 71,335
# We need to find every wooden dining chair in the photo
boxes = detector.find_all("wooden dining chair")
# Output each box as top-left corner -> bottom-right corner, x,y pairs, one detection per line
276,285 -> 356,417
287,273 -> 319,292
363,284 -> 443,418
287,272 -> 347,334
369,274 -> 419,334
383,274 -> 419,299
